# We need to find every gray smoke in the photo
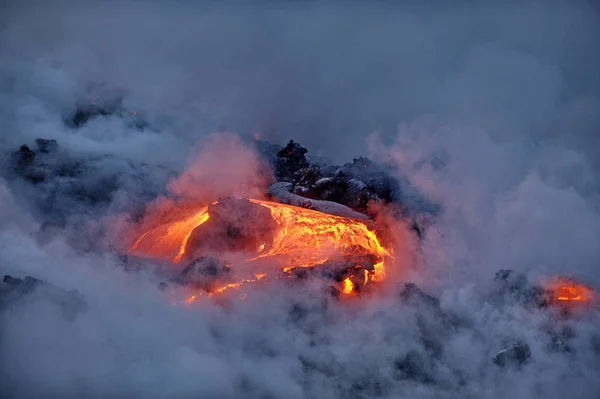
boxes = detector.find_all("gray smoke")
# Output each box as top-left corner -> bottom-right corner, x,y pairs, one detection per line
1,1 -> 599,398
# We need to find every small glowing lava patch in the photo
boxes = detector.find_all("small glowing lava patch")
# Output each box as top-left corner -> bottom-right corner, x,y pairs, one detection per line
543,277 -> 595,305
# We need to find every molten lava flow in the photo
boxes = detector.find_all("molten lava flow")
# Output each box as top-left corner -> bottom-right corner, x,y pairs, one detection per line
544,278 -> 595,305
342,278 -> 354,294
130,205 -> 210,263
182,273 -> 270,304
555,283 -> 594,302
248,199 -> 390,281
129,198 -> 391,297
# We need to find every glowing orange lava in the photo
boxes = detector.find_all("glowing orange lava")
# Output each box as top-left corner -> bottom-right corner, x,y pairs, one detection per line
128,198 -> 391,298
248,199 -> 390,281
130,205 -> 210,263
555,284 -> 594,302
342,278 -> 354,294
183,295 -> 197,304
544,278 -> 595,304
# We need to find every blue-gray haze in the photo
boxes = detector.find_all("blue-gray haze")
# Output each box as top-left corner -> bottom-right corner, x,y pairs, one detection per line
0,1 -> 599,398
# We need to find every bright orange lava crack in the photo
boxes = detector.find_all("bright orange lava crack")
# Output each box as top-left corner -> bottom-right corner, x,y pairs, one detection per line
129,198 -> 391,300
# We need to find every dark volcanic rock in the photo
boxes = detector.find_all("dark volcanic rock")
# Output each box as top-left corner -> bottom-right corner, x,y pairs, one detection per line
255,138 -> 439,233
1,275 -> 87,321
185,198 -> 278,259
285,151 -> 425,216
174,257 -> 231,289
493,342 -> 531,367
287,287 -> 335,325
11,146 -> 51,183
399,282 -> 441,311
290,163 -> 385,214
9,140 -> 78,185
494,269 -> 546,307
6,139 -> 173,229
35,138 -> 59,154
549,335 -> 571,353
284,254 -> 378,294
398,283 -> 466,358
494,269 -> 528,294
273,140 -> 310,181
66,97 -> 148,130
11,145 -> 36,169
318,255 -> 377,282
3,275 -> 44,295
394,352 -> 435,384
291,166 -> 322,196
68,102 -> 116,128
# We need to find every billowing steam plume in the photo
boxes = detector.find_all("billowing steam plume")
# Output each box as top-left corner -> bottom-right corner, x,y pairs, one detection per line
1,2 -> 599,398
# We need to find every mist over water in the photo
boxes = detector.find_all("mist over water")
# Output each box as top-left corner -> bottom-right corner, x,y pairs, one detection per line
1,2 -> 599,398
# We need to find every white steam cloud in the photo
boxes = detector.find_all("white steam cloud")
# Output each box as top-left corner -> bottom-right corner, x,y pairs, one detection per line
1,2 -> 599,398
